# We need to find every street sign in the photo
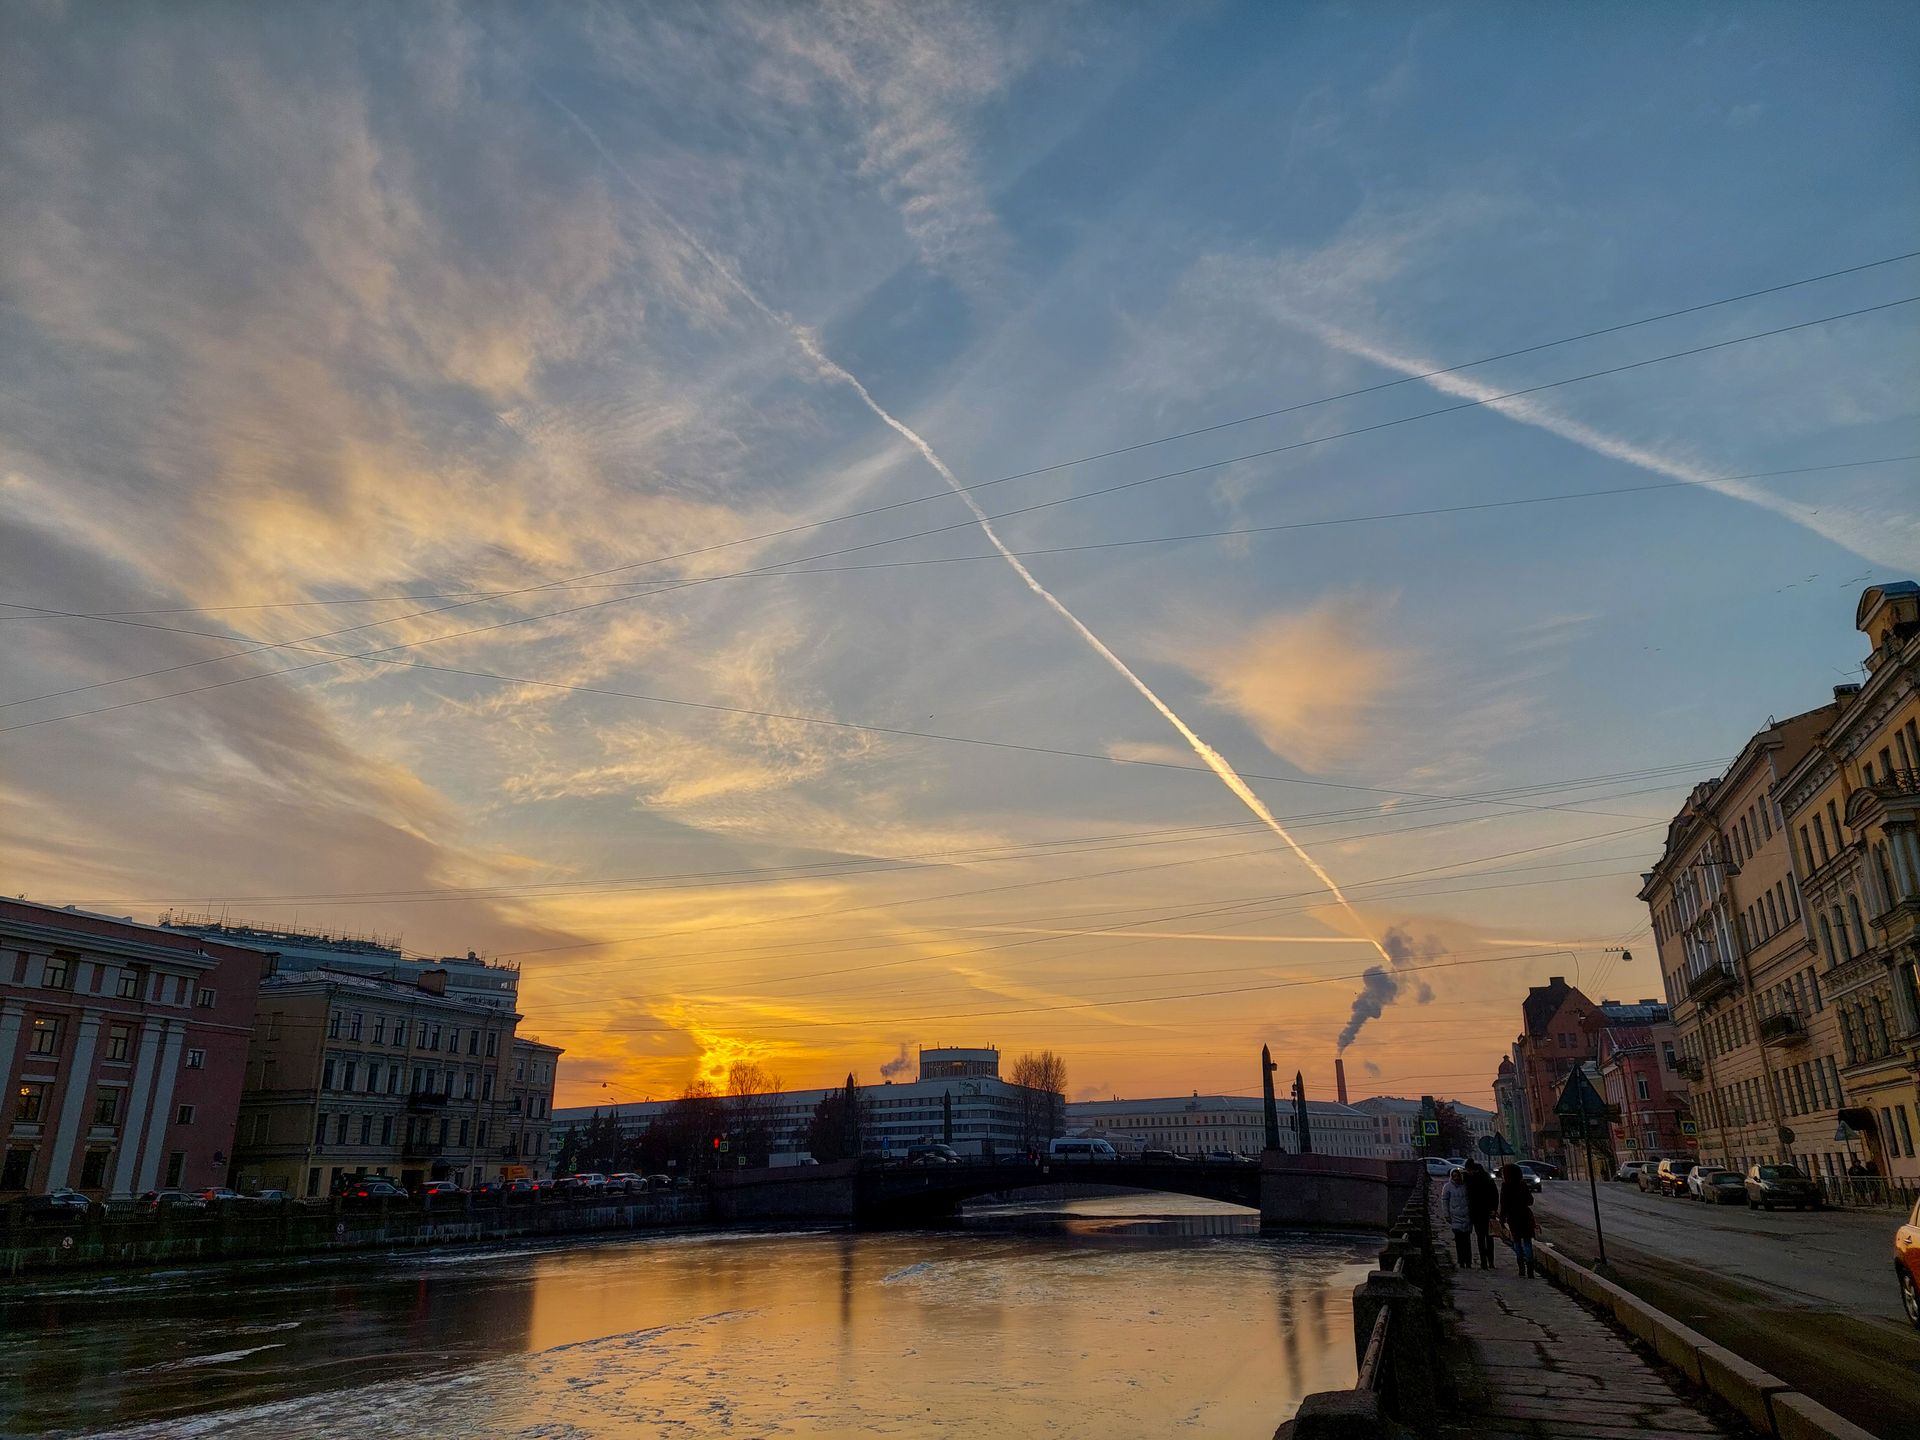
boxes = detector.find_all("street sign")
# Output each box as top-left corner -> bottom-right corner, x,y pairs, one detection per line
1561,1118 -> 1586,1142
1777,1126 -> 1795,1147
1421,1119 -> 1439,1136
1684,1137 -> 1698,1149
1680,1120 -> 1698,1136
1478,1134 -> 1515,1157
1554,1067 -> 1611,1121
1411,1132 -> 1426,1148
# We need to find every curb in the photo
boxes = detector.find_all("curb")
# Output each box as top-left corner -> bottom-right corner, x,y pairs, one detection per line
1534,1241 -> 1882,1440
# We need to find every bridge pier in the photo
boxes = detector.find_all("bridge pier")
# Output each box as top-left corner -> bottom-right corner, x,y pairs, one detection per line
1258,1152 -> 1421,1232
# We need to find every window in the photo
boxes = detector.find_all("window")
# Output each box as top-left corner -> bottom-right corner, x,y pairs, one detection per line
42,954 -> 73,990
1635,1075 -> 1651,1101
80,1148 -> 110,1188
359,1114 -> 373,1145
93,1089 -> 119,1126
164,1152 -> 184,1188
27,1017 -> 60,1056
348,1011 -> 363,1040
2,1147 -> 33,1190
334,1114 -> 348,1145
381,1114 -> 394,1145
117,967 -> 143,999
1818,917 -> 1837,966
468,1031 -> 479,1056
481,1074 -> 494,1101
394,1019 -> 409,1048
17,1083 -> 49,1123
1900,1107 -> 1917,1157
459,1119 -> 470,1147
428,1024 -> 441,1050
196,988 -> 216,1009
486,1032 -> 498,1058
447,1028 -> 459,1054
175,1103 -> 195,1125
328,1011 -> 342,1039
1847,895 -> 1867,954
373,1016 -> 386,1045
186,1048 -> 205,1070
477,1120 -> 488,1147
342,1061 -> 357,1093
322,1058 -> 337,1091
463,1072 -> 475,1101
103,1022 -> 134,1063
315,1111 -> 331,1145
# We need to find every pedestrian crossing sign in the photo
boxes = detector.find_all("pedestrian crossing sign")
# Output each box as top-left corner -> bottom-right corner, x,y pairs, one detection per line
1421,1119 -> 1439,1136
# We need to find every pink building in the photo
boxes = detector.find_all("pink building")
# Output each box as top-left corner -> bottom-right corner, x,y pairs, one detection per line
1598,1016 -> 1692,1163
2,899 -> 267,1199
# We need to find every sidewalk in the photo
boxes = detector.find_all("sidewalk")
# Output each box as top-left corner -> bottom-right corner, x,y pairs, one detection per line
1432,1217 -> 1749,1439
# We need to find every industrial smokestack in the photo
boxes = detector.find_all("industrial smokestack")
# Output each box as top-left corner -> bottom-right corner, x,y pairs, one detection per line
1335,1056 -> 1349,1107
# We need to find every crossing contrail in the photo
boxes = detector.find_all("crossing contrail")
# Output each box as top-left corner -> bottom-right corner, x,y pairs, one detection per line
541,87 -> 1396,976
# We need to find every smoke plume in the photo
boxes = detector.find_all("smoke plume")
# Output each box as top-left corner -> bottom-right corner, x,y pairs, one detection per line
1337,925 -> 1442,1051
878,1043 -> 914,1080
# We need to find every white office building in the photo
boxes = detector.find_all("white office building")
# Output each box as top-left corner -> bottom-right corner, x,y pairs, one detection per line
1351,1095 -> 1499,1160
1065,1093 -> 1380,1158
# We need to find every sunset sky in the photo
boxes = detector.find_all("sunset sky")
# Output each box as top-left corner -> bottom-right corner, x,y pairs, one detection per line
4,3 -> 1916,1110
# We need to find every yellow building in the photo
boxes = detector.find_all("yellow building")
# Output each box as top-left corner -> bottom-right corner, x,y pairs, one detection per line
1774,583 -> 1920,1184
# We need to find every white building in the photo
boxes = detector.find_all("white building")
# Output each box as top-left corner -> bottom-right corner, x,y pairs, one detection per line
551,1047 -> 1058,1162
1065,1093 -> 1379,1158
1350,1095 -> 1499,1160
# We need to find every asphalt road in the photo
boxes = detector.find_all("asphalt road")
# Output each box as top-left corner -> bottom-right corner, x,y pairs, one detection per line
1532,1178 -> 1917,1437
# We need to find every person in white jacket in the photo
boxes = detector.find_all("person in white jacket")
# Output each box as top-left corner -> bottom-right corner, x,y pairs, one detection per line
1441,1167 -> 1474,1268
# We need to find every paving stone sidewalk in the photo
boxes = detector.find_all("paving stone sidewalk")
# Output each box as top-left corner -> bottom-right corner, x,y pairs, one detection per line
1432,1221 -> 1751,1440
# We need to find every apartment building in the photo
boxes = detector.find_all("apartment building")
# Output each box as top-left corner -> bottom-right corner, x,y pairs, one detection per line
233,967 -> 520,1196
507,1036 -> 563,1177
1774,583 -> 1920,1183
1,899 -> 267,1199
1596,1012 -> 1690,1160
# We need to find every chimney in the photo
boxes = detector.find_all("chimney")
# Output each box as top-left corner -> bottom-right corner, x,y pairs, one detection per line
417,968 -> 449,996
1335,1056 -> 1349,1106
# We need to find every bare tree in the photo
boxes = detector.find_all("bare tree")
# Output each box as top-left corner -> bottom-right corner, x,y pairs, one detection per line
726,1062 -> 784,1166
1008,1050 -> 1068,1151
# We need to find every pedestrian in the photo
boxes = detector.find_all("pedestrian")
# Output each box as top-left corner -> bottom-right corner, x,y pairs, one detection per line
1442,1165 -> 1473,1268
1464,1158 -> 1499,1269
1499,1163 -> 1537,1278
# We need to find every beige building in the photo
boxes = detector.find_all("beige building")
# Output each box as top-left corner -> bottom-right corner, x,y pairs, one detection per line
1642,706 -> 1843,1179
233,967 -> 520,1196
507,1036 -> 563,1177
1774,583 -> 1920,1184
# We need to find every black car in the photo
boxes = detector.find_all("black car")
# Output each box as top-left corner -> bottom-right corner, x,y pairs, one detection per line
19,1189 -> 99,1220
341,1179 -> 408,1205
1745,1163 -> 1822,1211
906,1143 -> 961,1166
1140,1149 -> 1186,1163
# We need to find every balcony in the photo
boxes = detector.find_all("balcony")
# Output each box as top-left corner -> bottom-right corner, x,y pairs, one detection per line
1759,1010 -> 1808,1046
407,1091 -> 450,1111
403,1139 -> 444,1160
1686,963 -> 1739,1006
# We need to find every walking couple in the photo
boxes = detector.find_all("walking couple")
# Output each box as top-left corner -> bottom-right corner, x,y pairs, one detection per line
1442,1160 -> 1538,1277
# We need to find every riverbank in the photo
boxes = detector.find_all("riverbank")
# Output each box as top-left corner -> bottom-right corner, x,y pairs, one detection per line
2,1190 -> 707,1278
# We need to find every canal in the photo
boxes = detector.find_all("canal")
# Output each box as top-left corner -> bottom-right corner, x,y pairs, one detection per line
2,1194 -> 1376,1438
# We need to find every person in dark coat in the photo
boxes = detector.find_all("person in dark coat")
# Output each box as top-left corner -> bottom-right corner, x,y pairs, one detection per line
1498,1163 -> 1538,1278
1463,1159 -> 1499,1269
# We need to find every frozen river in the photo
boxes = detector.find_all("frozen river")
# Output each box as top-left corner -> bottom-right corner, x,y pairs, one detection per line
3,1194 -> 1376,1439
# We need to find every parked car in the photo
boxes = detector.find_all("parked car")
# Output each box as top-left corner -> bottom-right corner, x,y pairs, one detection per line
1685,1167 -> 1729,1200
1616,1160 -> 1653,1185
19,1188 -> 100,1220
1699,1170 -> 1747,1205
416,1180 -> 464,1201
906,1143 -> 961,1166
136,1189 -> 207,1215
1204,1150 -> 1239,1163
1139,1149 -> 1185,1164
608,1172 -> 647,1192
1423,1157 -> 1456,1178
241,1188 -> 291,1208
1895,1197 -> 1920,1330
472,1179 -> 508,1200
342,1179 -> 407,1205
1655,1159 -> 1697,1196
1046,1137 -> 1117,1161
1512,1165 -> 1543,1193
645,1174 -> 674,1191
1745,1163 -> 1822,1211
572,1172 -> 610,1193
195,1187 -> 244,1207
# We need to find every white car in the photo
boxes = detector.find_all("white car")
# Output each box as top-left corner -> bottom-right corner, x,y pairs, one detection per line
1686,1166 -> 1730,1200
1423,1157 -> 1456,1178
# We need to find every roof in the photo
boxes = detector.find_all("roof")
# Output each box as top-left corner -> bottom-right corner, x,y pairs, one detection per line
1351,1095 -> 1494,1119
1068,1095 -> 1364,1118
1597,1001 -> 1667,1025
1522,977 -> 1589,1038
260,964 -> 519,1018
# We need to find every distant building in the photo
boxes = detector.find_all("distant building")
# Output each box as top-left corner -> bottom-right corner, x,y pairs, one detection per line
1595,1016 -> 1690,1162
552,1046 -> 1058,1163
233,966 -> 521,1196
1350,1095 -> 1497,1160
1508,977 -> 1599,1165
1066,1094 -> 1378,1158
1,899 -> 268,1200
1491,1057 -> 1523,1156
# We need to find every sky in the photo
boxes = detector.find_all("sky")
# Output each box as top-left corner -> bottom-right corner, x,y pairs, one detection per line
3,2 -> 1916,1111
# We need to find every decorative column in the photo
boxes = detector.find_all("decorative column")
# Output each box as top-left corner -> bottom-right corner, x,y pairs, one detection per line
45,1008 -> 103,1186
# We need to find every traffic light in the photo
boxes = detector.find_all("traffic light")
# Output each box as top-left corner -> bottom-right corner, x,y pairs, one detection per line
711,1135 -> 721,1151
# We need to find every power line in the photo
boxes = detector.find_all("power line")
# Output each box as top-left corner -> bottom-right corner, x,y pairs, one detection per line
8,248 -> 1915,623
5,298 -> 1912,722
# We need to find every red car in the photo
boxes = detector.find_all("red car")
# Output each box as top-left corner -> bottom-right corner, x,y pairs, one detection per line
1897,1197 -> 1920,1330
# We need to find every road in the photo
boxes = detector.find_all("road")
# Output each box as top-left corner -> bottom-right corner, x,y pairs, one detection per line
1533,1178 -> 1917,1437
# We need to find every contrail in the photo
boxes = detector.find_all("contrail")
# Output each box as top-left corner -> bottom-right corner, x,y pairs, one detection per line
1286,313 -> 1920,571
542,87 -> 1396,973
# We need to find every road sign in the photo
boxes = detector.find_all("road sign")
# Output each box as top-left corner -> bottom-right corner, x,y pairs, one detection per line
1421,1119 -> 1439,1136
1554,1068 -> 1611,1121
1684,1137 -> 1698,1149
1777,1126 -> 1795,1147
1680,1120 -> 1698,1136
1411,1132 -> 1426,1148
1478,1133 -> 1515,1157
1561,1118 -> 1586,1142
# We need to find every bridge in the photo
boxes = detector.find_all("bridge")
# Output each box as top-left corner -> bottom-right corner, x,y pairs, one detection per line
711,1150 -> 1421,1230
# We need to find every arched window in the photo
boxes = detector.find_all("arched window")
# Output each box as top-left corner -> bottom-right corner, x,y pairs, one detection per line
1839,1007 -> 1858,1064
1833,908 -> 1853,962
1847,894 -> 1868,953
1818,916 -> 1837,966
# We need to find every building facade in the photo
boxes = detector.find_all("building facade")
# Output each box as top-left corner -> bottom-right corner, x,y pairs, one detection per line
2,900 -> 267,1200
506,1037 -> 563,1176
1491,1057 -> 1524,1155
1509,977 -> 1598,1165
233,967 -> 521,1196
1774,583 -> 1920,1183
1641,583 -> 1920,1184
1067,1094 -> 1379,1157
1596,1016 -> 1690,1162
1351,1095 -> 1498,1160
